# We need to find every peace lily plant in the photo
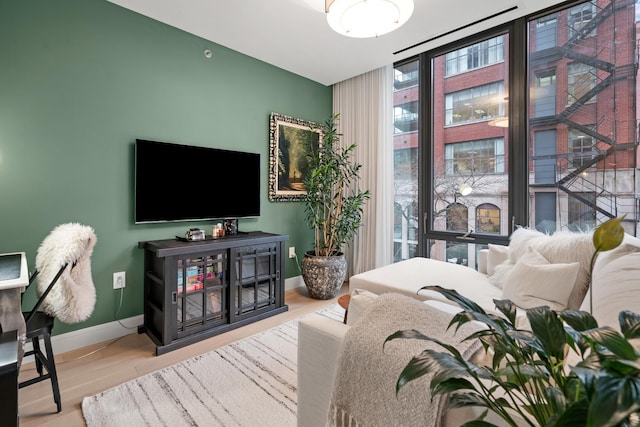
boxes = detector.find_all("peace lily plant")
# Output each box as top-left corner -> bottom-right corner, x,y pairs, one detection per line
386,217 -> 640,427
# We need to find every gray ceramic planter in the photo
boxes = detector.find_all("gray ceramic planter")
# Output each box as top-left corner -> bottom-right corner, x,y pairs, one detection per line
301,251 -> 347,299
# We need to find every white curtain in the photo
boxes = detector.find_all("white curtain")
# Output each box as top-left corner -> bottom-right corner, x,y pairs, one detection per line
333,65 -> 394,276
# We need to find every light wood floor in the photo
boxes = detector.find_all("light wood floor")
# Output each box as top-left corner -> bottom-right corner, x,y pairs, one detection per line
18,285 -> 348,427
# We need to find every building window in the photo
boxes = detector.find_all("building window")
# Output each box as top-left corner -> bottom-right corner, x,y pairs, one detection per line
534,14 -> 558,50
567,62 -> 597,104
445,138 -> 505,174
445,82 -> 505,125
476,203 -> 501,234
446,242 -> 468,265
394,101 -> 418,134
394,61 -> 419,90
568,127 -> 596,169
446,203 -> 468,232
394,147 -> 418,180
533,69 -> 557,117
536,69 -> 556,87
568,1 -> 597,39
568,192 -> 596,231
445,36 -> 504,76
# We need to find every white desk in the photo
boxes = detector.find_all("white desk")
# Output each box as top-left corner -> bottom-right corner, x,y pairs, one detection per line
0,252 -> 27,364
0,252 -> 26,427
0,252 -> 28,290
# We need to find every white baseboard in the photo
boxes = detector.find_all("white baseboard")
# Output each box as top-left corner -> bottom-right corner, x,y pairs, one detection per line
285,275 -> 304,291
23,315 -> 143,363
23,277 -> 304,361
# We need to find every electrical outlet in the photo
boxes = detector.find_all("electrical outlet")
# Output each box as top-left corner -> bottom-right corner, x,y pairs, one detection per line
113,271 -> 126,289
289,247 -> 296,258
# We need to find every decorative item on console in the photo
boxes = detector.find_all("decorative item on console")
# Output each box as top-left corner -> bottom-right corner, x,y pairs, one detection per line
223,218 -> 238,236
185,228 -> 206,241
212,224 -> 225,238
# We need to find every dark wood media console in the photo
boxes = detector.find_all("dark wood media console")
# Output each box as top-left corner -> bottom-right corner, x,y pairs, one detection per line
138,231 -> 288,355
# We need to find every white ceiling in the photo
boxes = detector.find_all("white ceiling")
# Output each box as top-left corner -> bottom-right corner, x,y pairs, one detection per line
106,0 -> 565,86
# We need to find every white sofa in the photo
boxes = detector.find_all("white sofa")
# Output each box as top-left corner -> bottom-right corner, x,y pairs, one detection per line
297,229 -> 640,427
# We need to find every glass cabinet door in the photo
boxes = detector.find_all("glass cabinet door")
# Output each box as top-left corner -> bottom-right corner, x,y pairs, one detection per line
230,243 -> 279,321
176,251 -> 228,336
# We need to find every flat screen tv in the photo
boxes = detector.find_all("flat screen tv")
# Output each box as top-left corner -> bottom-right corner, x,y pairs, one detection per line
135,139 -> 260,223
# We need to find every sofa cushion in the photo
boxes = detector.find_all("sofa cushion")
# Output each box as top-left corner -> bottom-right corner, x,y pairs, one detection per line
579,251 -> 640,330
502,247 -> 580,311
490,227 -> 594,310
346,288 -> 379,326
486,244 -> 509,276
592,233 -> 640,272
349,257 -> 503,314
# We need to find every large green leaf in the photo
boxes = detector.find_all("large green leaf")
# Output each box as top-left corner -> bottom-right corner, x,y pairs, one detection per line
450,310 -> 511,336
550,398 -> 589,427
543,386 -> 567,418
507,330 -> 544,354
496,363 -> 546,381
494,299 -> 518,326
560,309 -> 599,332
422,285 -> 486,313
618,310 -> 640,340
431,377 -> 477,395
600,358 -> 640,376
448,392 -> 490,409
396,349 -> 468,394
396,353 -> 437,394
589,376 -> 640,427
572,355 -> 603,374
563,324 -> 591,356
582,326 -> 638,360
527,306 -> 567,360
385,328 -> 433,346
461,420 -> 499,427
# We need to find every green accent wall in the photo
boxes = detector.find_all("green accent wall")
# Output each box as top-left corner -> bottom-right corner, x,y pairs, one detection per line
0,0 -> 331,334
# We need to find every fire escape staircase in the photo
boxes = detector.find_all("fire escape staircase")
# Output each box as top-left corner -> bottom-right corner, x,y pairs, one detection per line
529,0 -> 637,222
556,145 -> 619,219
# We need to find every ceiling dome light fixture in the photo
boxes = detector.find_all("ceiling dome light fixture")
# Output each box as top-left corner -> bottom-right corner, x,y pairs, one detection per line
325,0 -> 415,38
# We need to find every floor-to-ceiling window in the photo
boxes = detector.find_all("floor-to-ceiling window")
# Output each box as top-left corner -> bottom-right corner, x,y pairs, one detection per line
528,0 -> 637,236
393,60 -> 419,261
392,0 -> 639,266
425,29 -> 512,267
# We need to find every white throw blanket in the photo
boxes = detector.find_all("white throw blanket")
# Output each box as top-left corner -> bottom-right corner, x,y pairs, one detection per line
36,223 -> 97,324
327,293 -> 483,427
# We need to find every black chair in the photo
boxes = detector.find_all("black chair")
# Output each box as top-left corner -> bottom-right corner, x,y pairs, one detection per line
18,223 -> 97,413
19,264 -> 68,413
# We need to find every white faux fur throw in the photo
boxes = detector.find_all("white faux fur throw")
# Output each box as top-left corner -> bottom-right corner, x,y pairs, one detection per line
35,223 -> 97,324
327,293 -> 483,427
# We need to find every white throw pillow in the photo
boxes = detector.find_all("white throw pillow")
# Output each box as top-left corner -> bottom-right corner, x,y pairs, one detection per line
502,247 -> 580,311
497,228 -> 594,309
487,244 -> 510,276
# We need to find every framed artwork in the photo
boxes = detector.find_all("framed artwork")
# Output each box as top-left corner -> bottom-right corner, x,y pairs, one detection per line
269,113 -> 321,201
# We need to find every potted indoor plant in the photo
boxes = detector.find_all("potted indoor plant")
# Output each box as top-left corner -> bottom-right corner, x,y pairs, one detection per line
301,114 -> 369,299
386,217 -> 640,426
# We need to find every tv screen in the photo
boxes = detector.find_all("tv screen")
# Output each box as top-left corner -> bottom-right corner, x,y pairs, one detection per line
135,139 -> 260,223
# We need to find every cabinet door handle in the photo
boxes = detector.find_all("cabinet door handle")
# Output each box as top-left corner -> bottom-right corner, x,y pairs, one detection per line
172,291 -> 177,304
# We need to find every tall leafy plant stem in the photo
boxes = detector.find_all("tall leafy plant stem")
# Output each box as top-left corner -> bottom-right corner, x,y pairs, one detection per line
303,114 -> 370,257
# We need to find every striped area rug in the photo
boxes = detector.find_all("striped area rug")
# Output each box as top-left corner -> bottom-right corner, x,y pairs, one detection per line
82,304 -> 344,427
